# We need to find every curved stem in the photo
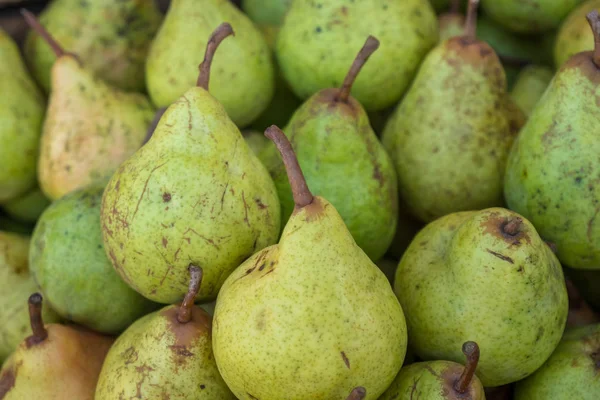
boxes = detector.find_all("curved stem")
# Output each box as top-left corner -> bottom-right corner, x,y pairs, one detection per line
177,265 -> 203,324
197,23 -> 235,90
264,125 -> 313,208
450,0 -> 461,14
336,36 -> 380,103
454,341 -> 480,394
21,9 -> 66,58
503,217 -> 522,236
27,293 -> 48,345
464,0 -> 479,40
587,10 -> 600,68
346,387 -> 367,400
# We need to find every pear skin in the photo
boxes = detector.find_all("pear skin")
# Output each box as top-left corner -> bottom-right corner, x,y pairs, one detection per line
555,1 -> 600,68
1,187 -> 50,223
510,65 -> 554,117
438,0 -> 466,41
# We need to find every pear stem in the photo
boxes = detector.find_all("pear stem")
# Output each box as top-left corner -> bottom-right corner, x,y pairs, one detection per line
21,9 -> 66,58
450,0 -> 461,14
464,0 -> 479,40
336,36 -> 380,103
27,293 -> 48,345
197,23 -> 235,91
587,10 -> 600,68
346,387 -> 367,400
177,265 -> 203,324
503,217 -> 522,236
264,125 -> 314,208
454,341 -> 480,394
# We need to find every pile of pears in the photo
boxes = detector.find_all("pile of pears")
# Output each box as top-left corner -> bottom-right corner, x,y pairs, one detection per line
2,0 -> 600,399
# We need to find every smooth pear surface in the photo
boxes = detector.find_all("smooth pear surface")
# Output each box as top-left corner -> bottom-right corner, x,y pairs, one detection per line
510,65 -> 554,117
241,0 -> 292,26
554,0 -> 600,68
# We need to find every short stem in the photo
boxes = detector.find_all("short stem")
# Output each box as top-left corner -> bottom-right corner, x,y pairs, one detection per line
28,293 -> 48,345
264,125 -> 313,208
463,0 -> 479,40
21,9 -> 66,58
346,387 -> 367,400
197,23 -> 235,90
454,341 -> 480,394
144,107 -> 167,145
336,36 -> 380,103
503,217 -> 522,236
450,0 -> 461,13
586,10 -> 600,68
177,265 -> 203,324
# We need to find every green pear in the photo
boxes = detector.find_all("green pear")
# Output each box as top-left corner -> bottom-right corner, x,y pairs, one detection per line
101,24 -> 281,304
241,0 -> 292,26
29,181 -> 157,334
0,28 -> 45,203
1,187 -> 50,223
242,130 -> 270,156
395,208 -> 568,387
510,65 -> 554,116
213,126 -> 407,400
0,232 -> 60,363
481,0 -> 581,34
504,12 -> 600,270
24,0 -> 162,92
439,0 -> 466,41
276,0 -> 438,112
146,0 -> 274,128
22,11 -> 155,201
382,1 -> 521,223
514,324 -> 600,399
555,0 -> 600,68
95,267 -> 234,399
380,342 -> 486,400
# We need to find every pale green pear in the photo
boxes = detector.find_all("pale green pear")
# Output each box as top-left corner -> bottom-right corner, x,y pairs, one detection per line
510,65 -> 554,116
101,24 -> 281,304
241,0 -> 292,26
555,0 -> 600,67
213,126 -> 407,400
395,208 -> 568,386
0,28 -> 45,203
146,0 -> 274,127
242,130 -> 270,156
1,187 -> 50,223
276,0 -> 438,111
24,0 -> 162,92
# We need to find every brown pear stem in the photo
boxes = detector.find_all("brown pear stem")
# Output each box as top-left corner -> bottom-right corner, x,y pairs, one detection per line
450,0 -> 461,13
27,293 -> 48,345
454,341 -> 480,394
503,217 -> 522,236
587,10 -> 600,68
197,23 -> 235,90
177,265 -> 203,324
336,36 -> 380,103
346,387 -> 367,400
21,9 -> 67,58
144,107 -> 167,145
464,0 -> 479,40
264,125 -> 314,208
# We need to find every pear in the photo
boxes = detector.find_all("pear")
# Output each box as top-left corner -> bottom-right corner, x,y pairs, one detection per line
0,232 -> 60,362
0,293 -> 114,399
241,0 -> 292,26
276,0 -> 438,112
0,27 -> 45,203
101,23 -> 281,304
504,11 -> 600,270
22,11 -> 155,201
514,324 -> 600,399
439,0 -> 466,41
213,125 -> 407,400
510,65 -> 554,117
24,0 -> 162,92
555,0 -> 600,68
29,180 -> 157,334
1,187 -> 49,223
382,0 -> 522,223
146,0 -> 274,128
96,266 -> 235,399
242,130 -> 270,156
395,208 -> 569,386
380,342 -> 485,400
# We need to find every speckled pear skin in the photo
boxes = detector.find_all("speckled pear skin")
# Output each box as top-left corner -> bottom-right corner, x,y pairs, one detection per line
0,232 -> 60,362
0,29 -> 45,203
95,305 -> 234,400
504,52 -> 600,270
39,56 -> 154,201
382,37 -> 520,223
1,187 -> 50,223
24,0 -> 162,93
555,0 -> 600,67
146,0 -> 274,128
276,0 -> 438,111
379,361 -> 485,400
514,324 -> 600,399
213,196 -> 407,400
394,208 -> 569,387
29,182 -> 157,334
101,87 -> 281,304
481,0 -> 582,34
510,65 -> 554,117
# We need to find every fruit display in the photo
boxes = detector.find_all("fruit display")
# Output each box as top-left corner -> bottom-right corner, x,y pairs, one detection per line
0,0 -> 599,399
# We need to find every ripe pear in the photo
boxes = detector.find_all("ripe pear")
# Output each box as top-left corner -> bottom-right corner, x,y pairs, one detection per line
514,324 -> 600,399
146,0 -> 274,128
29,180 -> 157,334
0,232 -> 59,362
261,36 -> 398,261
1,187 -> 49,223
0,28 -> 45,203
380,342 -> 485,400
24,0 -> 162,92
276,0 -> 438,111
395,208 -> 568,386
241,0 -> 292,26
439,0 -> 466,41
504,12 -> 600,270
0,293 -> 114,399
101,24 -> 281,304
555,0 -> 600,68
382,0 -> 522,223
242,130 -> 270,156
22,11 -> 155,201
213,126 -> 407,400
510,65 -> 554,116
96,267 -> 234,399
